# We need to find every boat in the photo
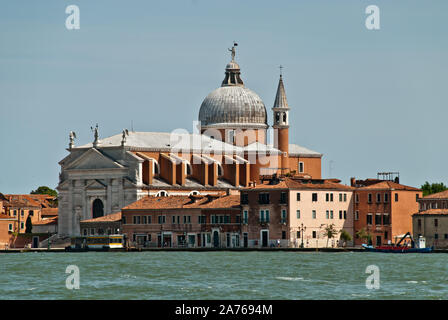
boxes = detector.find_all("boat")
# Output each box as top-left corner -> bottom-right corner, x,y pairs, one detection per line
361,232 -> 433,253
65,234 -> 125,251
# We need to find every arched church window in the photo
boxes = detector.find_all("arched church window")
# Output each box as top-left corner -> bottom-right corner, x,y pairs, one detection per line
275,112 -> 280,123
283,112 -> 287,123
92,199 -> 104,219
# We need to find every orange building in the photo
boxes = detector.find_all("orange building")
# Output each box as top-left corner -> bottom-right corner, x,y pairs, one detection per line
121,194 -> 241,248
352,177 -> 421,246
0,194 -> 58,248
0,214 -> 17,249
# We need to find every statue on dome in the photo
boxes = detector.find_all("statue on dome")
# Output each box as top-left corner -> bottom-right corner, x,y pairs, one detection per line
228,42 -> 238,61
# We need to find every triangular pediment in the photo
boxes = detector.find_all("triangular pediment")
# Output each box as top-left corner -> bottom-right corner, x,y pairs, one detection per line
65,148 -> 125,170
85,179 -> 107,190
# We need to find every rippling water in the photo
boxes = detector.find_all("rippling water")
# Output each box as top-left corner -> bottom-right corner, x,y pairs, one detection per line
1,251 -> 447,300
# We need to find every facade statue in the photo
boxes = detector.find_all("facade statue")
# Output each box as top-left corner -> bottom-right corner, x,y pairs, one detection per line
69,131 -> 76,150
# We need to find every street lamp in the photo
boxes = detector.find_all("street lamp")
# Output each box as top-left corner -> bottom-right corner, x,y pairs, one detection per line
299,223 -> 306,248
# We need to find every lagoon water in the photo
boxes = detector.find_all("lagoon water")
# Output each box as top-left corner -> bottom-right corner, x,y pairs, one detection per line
1,251 -> 447,300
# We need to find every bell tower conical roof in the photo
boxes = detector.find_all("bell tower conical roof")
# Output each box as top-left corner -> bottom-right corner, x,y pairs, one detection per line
273,74 -> 289,110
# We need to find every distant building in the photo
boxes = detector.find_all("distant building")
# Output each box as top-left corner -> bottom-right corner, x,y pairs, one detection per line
240,176 -> 354,248
80,212 -> 122,236
33,217 -> 58,234
121,194 -> 240,248
351,177 -> 421,246
0,194 -> 58,248
0,213 -> 17,249
413,190 -> 448,248
3,195 -> 43,233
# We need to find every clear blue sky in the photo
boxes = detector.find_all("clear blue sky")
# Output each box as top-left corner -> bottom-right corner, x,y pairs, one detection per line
1,0 -> 447,193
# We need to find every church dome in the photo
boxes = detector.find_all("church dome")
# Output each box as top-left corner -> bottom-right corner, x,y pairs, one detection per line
199,86 -> 268,129
199,45 -> 268,129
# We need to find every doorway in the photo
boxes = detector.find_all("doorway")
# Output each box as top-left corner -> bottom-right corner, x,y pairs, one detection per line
92,199 -> 104,219
261,230 -> 269,247
32,236 -> 39,248
376,236 -> 382,246
243,233 -> 248,248
213,230 -> 220,248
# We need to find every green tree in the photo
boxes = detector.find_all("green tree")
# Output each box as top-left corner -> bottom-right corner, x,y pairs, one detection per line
30,186 -> 58,197
339,230 -> 352,247
421,181 -> 448,197
356,228 -> 370,244
322,223 -> 338,247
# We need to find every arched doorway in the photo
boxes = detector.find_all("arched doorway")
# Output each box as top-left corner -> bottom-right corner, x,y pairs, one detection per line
92,199 -> 104,219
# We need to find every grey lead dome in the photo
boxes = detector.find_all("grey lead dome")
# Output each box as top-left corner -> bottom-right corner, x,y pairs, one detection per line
199,86 -> 268,129
198,57 -> 268,129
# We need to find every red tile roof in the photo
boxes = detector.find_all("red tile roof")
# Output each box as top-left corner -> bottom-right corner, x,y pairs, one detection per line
80,212 -> 122,223
413,209 -> 448,215
122,195 -> 240,211
244,177 -> 354,191
4,194 -> 57,209
41,208 -> 58,217
33,217 -> 58,225
422,190 -> 448,199
356,181 -> 420,191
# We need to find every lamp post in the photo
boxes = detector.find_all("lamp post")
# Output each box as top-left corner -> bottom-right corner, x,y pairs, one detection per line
299,223 -> 306,248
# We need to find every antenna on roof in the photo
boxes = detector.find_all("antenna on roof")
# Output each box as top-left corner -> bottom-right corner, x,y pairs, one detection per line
377,172 -> 400,183
131,120 -> 134,132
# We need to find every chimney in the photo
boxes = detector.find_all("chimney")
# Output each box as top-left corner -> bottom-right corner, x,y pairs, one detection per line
350,177 -> 356,187
206,194 -> 220,203
188,194 -> 202,203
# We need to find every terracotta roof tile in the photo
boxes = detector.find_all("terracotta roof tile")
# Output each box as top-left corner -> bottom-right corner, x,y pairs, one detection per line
80,212 -> 122,223
33,217 -> 58,225
413,209 -> 448,215
122,195 -> 240,211
356,181 -> 420,191
41,208 -> 58,216
422,190 -> 448,199
244,177 -> 354,191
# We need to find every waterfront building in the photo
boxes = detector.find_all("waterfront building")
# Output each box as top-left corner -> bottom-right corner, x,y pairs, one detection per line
57,45 -> 322,236
240,176 -> 355,248
32,218 -> 58,234
121,194 -> 240,248
351,177 -> 422,246
0,214 -> 17,249
2,195 -> 43,234
80,212 -> 122,236
0,194 -> 58,248
412,190 -> 448,248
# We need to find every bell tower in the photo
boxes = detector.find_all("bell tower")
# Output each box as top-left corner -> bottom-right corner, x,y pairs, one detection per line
272,68 -> 290,174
